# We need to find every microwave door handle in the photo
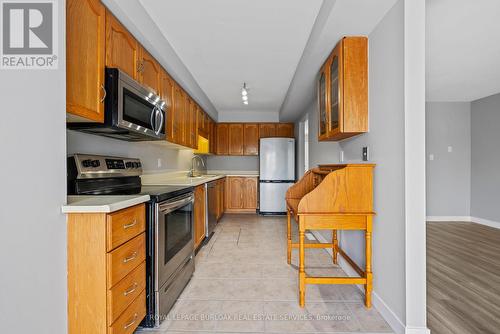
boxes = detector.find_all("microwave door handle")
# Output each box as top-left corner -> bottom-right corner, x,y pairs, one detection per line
155,108 -> 164,135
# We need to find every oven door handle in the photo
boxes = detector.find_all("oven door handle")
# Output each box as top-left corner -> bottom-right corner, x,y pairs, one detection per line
158,194 -> 194,214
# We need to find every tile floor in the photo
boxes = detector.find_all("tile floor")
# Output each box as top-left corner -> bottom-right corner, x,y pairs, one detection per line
137,214 -> 392,334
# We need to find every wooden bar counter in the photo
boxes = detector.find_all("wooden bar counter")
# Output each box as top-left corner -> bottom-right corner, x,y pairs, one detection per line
285,164 -> 375,308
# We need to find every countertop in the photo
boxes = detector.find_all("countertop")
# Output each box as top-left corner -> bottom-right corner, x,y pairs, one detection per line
141,170 -> 259,186
62,195 -> 150,213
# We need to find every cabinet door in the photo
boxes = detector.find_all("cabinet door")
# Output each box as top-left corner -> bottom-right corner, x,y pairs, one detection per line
193,185 -> 206,249
186,97 -> 197,148
226,177 -> 244,209
216,124 -> 229,155
140,48 -> 161,94
173,85 -> 185,145
209,120 -> 217,154
67,0 -> 105,123
243,178 -> 258,210
197,108 -> 205,136
328,43 -> 341,135
243,124 -> 259,155
318,63 -> 328,139
105,11 -> 140,80
259,123 -> 277,138
276,123 -> 294,138
160,70 -> 175,143
228,123 -> 244,155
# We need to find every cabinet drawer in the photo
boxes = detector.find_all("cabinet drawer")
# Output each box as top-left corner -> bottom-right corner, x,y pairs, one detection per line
107,205 -> 145,251
107,261 -> 146,324
108,289 -> 146,334
107,234 -> 146,287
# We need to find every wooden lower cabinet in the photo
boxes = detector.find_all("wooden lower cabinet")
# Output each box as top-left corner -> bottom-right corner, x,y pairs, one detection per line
225,176 -> 258,213
67,204 -> 146,334
194,184 -> 206,249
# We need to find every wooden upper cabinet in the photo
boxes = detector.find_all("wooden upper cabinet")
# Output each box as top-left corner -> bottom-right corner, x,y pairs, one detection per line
105,11 -> 140,80
228,123 -> 244,155
160,70 -> 175,143
243,177 -> 258,210
173,85 -> 185,145
209,119 -> 217,154
259,123 -> 277,138
186,97 -> 197,149
320,36 -> 368,141
140,49 -> 161,94
243,124 -> 259,155
216,123 -> 229,155
276,123 -> 294,138
66,0 -> 105,123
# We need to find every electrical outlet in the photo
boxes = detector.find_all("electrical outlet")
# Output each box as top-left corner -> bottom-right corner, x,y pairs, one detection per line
157,158 -> 162,168
448,146 -> 453,153
429,154 -> 434,161
362,147 -> 369,161
339,150 -> 344,162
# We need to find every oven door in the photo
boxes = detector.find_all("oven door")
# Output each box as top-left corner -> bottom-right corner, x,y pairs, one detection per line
155,193 -> 194,288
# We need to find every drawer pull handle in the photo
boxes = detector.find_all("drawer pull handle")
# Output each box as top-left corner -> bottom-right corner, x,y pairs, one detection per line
123,282 -> 138,296
123,252 -> 138,263
123,220 -> 137,229
123,313 -> 138,329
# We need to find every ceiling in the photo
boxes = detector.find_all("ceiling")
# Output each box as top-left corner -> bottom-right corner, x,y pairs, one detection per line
426,0 -> 500,102
138,0 -> 398,121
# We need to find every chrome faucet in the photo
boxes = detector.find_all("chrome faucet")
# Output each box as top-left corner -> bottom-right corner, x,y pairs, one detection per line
189,155 -> 205,177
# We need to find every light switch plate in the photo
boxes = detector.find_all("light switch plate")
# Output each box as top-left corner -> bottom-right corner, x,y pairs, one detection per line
362,147 -> 369,161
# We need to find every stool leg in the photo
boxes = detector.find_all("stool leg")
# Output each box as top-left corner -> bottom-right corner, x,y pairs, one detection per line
299,218 -> 306,307
287,209 -> 292,265
365,216 -> 373,308
332,229 -> 338,264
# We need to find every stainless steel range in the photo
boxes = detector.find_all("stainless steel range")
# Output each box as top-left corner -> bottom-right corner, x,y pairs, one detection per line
67,154 -> 195,328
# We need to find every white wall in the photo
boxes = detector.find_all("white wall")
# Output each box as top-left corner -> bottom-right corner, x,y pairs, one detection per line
0,0 -> 67,332
471,92 -> 500,222
426,102 -> 471,217
67,130 -> 194,172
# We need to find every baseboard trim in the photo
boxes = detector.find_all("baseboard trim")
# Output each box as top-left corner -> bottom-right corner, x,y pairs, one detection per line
406,327 -> 431,334
426,215 -> 500,229
310,231 -> 406,334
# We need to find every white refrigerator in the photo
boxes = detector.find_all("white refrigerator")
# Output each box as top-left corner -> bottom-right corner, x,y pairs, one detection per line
259,137 -> 295,214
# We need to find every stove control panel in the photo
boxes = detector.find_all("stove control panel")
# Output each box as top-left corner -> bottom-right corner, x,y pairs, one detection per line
69,154 -> 142,179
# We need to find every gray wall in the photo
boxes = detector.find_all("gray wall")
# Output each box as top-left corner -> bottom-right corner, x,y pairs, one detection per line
332,1 -> 406,322
471,92 -> 500,221
67,130 -> 194,172
0,0 -> 67,332
425,102 -> 471,216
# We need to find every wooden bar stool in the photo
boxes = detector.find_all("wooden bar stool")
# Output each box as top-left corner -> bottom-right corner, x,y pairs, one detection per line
285,164 -> 375,308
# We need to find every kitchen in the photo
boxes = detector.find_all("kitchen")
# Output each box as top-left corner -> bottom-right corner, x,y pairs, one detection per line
0,1 -> 428,334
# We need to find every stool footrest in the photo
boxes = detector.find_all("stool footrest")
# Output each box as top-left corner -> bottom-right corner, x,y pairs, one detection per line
305,276 -> 367,285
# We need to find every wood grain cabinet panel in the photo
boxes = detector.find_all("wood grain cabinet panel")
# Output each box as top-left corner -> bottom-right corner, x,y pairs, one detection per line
66,0 -> 106,123
139,49 -> 161,94
259,123 -> 277,138
209,120 -> 217,154
228,123 -> 244,155
225,177 -> 257,213
173,85 -> 185,145
106,205 -> 145,251
319,36 -> 368,141
108,289 -> 146,334
107,233 -> 146,287
276,123 -> 294,138
243,123 -> 259,155
243,177 -> 258,210
194,185 -> 206,249
216,123 -> 229,155
160,70 -> 175,143
105,11 -> 140,80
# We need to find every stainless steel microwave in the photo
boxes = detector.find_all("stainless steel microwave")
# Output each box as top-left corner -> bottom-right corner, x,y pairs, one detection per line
68,68 -> 166,141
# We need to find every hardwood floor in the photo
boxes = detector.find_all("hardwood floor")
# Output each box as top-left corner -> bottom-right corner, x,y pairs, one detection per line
427,222 -> 500,334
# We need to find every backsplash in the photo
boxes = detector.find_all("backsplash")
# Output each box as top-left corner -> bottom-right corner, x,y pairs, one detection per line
67,130 -> 194,172
206,155 -> 259,171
